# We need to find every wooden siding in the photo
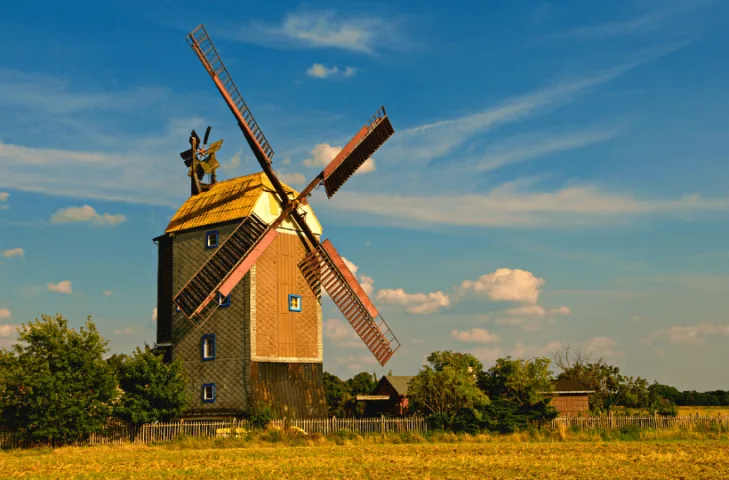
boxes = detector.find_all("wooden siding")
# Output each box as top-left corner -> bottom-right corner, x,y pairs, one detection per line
156,234 -> 173,345
170,222 -> 250,415
250,362 -> 327,418
253,231 -> 321,361
551,394 -> 590,417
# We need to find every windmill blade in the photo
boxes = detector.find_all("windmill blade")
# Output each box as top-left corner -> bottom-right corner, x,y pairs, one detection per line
203,126 -> 212,146
322,107 -> 395,199
180,148 -> 194,167
189,129 -> 201,147
299,240 -> 401,366
187,25 -> 275,167
174,202 -> 300,328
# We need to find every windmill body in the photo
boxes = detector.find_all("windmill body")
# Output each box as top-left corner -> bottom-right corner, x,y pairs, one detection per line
155,173 -> 327,417
154,24 -> 401,418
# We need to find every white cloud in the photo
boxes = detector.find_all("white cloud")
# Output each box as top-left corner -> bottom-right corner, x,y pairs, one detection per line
458,268 -> 545,304
279,172 -> 307,185
306,63 -> 357,79
303,143 -> 375,174
103,290 -> 113,296
152,307 -> 157,322
468,347 -> 503,365
335,354 -> 378,371
0,308 -> 11,320
0,324 -> 20,337
451,328 -> 499,344
221,150 -> 242,172
510,341 -> 565,359
113,327 -> 134,335
51,205 -> 126,226
376,288 -> 450,314
324,318 -> 364,348
505,305 -> 571,316
583,336 -> 622,357
48,280 -> 72,294
225,11 -> 403,54
0,192 -> 8,201
2,248 -> 24,258
360,275 -> 375,296
642,322 -> 729,345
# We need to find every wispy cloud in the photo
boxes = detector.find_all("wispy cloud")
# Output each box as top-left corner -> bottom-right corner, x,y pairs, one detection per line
0,309 -> 11,320
472,126 -> 624,172
328,185 -> 729,228
556,1 -> 709,39
643,322 -> 729,345
220,11 -> 406,54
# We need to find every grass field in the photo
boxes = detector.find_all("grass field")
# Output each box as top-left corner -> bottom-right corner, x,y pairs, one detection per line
1,434 -> 729,479
678,406 -> 729,416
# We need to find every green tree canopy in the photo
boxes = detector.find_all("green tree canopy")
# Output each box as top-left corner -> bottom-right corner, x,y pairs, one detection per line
322,372 -> 350,417
408,350 -> 489,430
110,345 -> 187,430
0,314 -> 117,445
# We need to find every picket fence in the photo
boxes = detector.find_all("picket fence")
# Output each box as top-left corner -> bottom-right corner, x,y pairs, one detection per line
2,415 -> 727,449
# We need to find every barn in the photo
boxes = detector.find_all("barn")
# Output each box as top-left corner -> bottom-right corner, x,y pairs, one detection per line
154,172 -> 328,419
548,379 -> 594,417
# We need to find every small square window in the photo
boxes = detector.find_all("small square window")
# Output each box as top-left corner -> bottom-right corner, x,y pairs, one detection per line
205,230 -> 219,249
202,383 -> 216,403
288,294 -> 302,312
217,293 -> 231,308
201,334 -> 216,361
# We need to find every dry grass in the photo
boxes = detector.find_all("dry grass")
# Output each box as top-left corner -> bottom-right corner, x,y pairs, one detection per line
678,406 -> 729,416
1,433 -> 728,479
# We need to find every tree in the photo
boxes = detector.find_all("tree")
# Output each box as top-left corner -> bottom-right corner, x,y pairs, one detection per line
478,356 -> 558,432
322,372 -> 350,417
0,314 -> 117,445
346,372 -> 377,417
110,345 -> 187,433
553,346 -> 650,413
408,350 -> 489,430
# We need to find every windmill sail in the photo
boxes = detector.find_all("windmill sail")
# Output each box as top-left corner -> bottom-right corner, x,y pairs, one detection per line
299,240 -> 401,366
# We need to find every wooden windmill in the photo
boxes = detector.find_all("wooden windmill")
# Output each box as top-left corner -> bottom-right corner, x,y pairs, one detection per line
154,24 -> 400,417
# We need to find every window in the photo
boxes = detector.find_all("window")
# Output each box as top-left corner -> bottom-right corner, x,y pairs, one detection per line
288,294 -> 302,312
205,230 -> 219,249
217,293 -> 231,308
201,334 -> 216,361
202,383 -> 216,403
175,304 -> 181,313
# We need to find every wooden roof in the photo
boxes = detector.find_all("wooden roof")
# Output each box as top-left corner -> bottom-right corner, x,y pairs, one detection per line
165,172 -> 298,234
381,376 -> 414,396
554,378 -> 593,393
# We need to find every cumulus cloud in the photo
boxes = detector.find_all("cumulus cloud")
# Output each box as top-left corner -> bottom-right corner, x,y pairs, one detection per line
583,336 -> 621,357
47,280 -> 72,294
451,328 -> 499,343
336,354 -> 378,371
0,324 -> 20,337
376,288 -> 450,314
458,268 -> 545,304
306,63 -> 357,79
221,150 -> 242,172
113,327 -> 134,335
642,323 -> 729,345
324,318 -> 364,348
2,248 -> 24,258
360,275 -> 375,296
303,143 -> 375,174
0,308 -> 11,320
51,205 -> 126,226
279,172 -> 307,185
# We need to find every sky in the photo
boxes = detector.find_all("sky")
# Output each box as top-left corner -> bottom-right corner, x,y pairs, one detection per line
1,0 -> 728,391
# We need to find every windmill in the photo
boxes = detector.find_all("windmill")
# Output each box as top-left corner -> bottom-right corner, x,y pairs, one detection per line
179,126 -> 224,194
172,24 -> 401,369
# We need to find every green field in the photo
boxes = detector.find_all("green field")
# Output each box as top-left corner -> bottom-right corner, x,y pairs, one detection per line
2,437 -> 728,479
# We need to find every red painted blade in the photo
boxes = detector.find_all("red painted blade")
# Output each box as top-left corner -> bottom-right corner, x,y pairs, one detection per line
322,107 -> 394,199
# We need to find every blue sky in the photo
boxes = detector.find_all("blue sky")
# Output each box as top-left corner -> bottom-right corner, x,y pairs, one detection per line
1,0 -> 728,390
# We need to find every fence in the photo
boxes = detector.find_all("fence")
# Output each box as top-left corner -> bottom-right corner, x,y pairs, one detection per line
0,416 -> 428,448
3,415 -> 727,448
550,415 -> 729,430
